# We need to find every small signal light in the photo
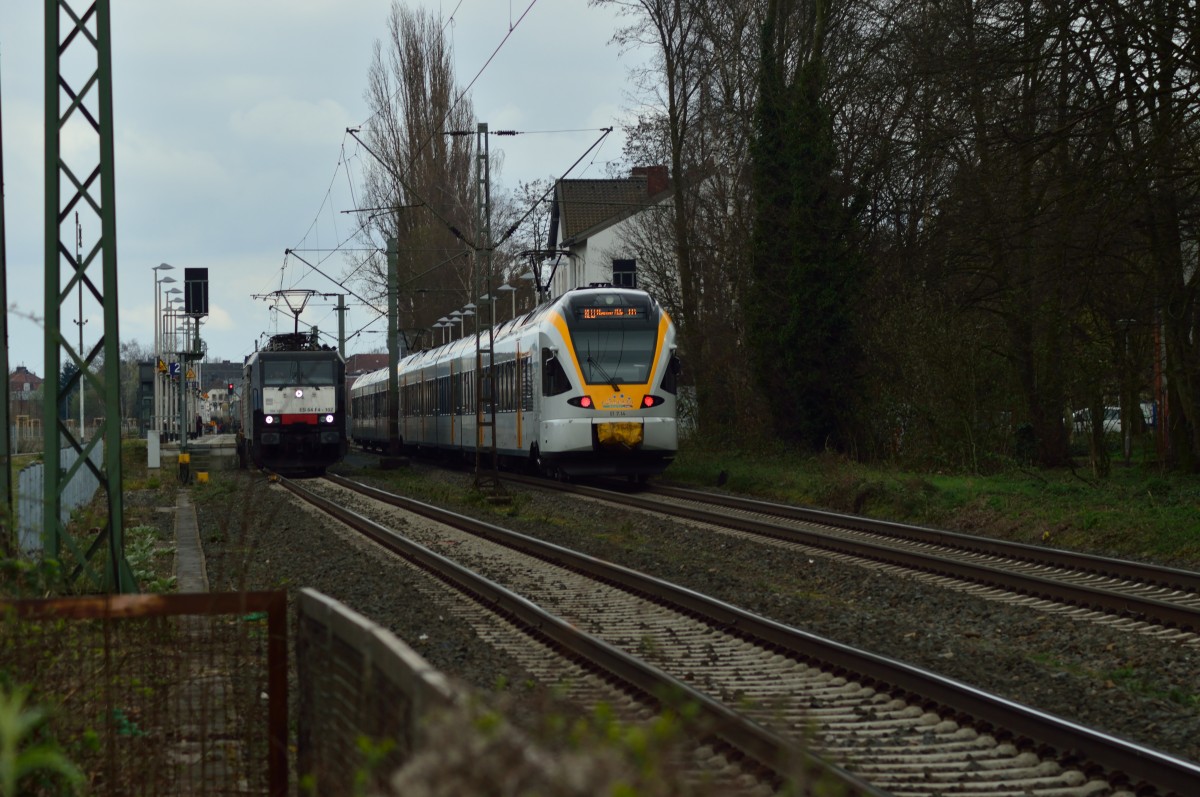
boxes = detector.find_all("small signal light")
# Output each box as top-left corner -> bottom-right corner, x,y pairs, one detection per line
228,383 -> 234,391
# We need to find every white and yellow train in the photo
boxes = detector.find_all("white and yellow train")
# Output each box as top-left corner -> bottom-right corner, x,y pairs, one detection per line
350,286 -> 680,479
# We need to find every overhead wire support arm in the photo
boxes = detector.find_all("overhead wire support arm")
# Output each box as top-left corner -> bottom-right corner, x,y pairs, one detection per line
340,203 -> 422,215
284,248 -> 383,317
346,127 -> 478,251
495,127 -> 613,247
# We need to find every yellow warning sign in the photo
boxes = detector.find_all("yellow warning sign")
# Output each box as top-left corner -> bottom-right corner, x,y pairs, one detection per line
186,369 -> 195,380
157,358 -> 167,373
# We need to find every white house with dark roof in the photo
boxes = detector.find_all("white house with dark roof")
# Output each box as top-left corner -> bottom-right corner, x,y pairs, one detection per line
545,165 -> 672,296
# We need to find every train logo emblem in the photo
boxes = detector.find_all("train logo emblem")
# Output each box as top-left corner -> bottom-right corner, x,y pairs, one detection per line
600,392 -> 634,410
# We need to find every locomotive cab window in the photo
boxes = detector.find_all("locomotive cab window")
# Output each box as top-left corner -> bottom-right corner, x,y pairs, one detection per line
297,360 -> 336,385
262,359 -> 336,386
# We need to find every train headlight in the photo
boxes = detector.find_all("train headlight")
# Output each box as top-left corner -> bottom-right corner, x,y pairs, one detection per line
264,415 -> 275,424
324,414 -> 335,424
567,395 -> 594,409
295,389 -> 304,399
641,395 -> 665,408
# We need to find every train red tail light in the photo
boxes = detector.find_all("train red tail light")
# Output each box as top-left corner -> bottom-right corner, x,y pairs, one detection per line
642,395 -> 665,408
567,396 -> 595,409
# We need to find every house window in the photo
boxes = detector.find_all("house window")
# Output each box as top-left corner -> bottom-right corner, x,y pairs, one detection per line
612,259 -> 636,288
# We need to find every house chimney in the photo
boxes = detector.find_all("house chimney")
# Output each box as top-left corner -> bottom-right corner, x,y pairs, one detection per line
632,165 -> 669,197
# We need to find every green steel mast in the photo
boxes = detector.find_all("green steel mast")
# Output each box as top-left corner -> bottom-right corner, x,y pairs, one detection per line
43,0 -> 135,592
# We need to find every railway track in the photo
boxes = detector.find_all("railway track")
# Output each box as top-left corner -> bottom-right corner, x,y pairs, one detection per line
280,471 -> 1200,797
507,474 -> 1200,641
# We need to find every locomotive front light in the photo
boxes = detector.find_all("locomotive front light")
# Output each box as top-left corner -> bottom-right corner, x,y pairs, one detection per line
641,395 -> 665,408
264,415 -> 275,424
295,389 -> 304,399
324,414 -> 335,424
567,395 -> 595,409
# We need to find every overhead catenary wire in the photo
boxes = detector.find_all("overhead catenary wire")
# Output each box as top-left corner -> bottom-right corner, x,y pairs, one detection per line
282,0 -> 635,355
342,0 -> 543,247
292,0 -> 546,270
285,250 -> 384,318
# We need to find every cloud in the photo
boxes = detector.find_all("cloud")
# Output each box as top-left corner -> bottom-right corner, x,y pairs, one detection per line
116,127 -> 234,190
230,97 -> 354,148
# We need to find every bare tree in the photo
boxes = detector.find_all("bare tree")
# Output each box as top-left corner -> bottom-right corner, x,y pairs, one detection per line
356,2 -> 477,347
597,0 -> 776,439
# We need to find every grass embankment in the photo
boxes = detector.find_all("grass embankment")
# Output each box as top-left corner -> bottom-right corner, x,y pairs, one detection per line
668,441 -> 1200,569
2,438 -> 180,596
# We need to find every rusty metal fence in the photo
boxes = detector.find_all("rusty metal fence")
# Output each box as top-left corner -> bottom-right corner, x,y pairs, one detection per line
0,592 -> 287,796
0,588 -> 464,795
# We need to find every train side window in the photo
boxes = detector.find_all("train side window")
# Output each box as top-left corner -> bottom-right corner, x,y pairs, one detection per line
660,355 -> 682,395
542,348 -> 570,396
521,357 -> 534,411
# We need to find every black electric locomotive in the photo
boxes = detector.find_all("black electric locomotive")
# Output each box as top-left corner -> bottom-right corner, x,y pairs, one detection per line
237,330 -> 347,476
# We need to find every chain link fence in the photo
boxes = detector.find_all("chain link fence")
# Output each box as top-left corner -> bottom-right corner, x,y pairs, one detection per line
0,592 -> 287,795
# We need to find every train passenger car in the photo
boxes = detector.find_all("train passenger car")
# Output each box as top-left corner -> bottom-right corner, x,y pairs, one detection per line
237,331 -> 348,476
352,285 -> 680,479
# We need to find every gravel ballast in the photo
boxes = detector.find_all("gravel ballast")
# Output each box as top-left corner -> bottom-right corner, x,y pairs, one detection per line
190,457 -> 1200,768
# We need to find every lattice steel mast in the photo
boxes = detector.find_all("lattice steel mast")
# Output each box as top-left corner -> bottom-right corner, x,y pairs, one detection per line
473,122 -> 502,494
43,0 -> 135,591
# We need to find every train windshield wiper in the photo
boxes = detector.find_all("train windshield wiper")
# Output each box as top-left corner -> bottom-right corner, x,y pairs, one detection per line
587,354 -> 620,391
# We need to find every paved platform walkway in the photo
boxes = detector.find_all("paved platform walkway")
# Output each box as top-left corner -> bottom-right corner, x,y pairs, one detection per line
173,489 -> 209,592
169,468 -> 252,790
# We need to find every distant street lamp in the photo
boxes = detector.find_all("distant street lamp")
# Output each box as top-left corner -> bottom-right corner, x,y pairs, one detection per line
151,263 -> 175,436
519,270 -> 538,306
496,284 -> 516,319
165,292 -> 183,439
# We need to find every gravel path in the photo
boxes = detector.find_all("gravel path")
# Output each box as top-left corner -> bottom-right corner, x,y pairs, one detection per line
191,456 -> 1200,769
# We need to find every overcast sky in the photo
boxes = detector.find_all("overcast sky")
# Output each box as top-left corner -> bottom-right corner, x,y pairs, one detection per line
3,0 -> 644,378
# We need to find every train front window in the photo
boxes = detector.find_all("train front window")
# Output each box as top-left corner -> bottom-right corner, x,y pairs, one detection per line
261,362 -> 293,386
261,359 -> 336,386
296,360 -> 335,385
564,294 -> 659,386
572,330 -> 657,385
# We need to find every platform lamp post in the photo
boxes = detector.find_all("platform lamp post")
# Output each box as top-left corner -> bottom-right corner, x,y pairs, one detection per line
496,284 -> 515,320
519,269 -> 537,307
462,303 -> 477,336
153,274 -> 176,442
165,293 -> 183,439
436,317 -> 450,345
479,293 -> 492,327
448,311 -> 462,339
152,264 -> 176,438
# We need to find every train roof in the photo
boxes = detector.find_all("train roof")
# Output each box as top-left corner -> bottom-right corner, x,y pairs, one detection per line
350,286 -> 665,387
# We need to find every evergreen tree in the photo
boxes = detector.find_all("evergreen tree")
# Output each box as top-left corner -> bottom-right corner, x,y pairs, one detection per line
58,362 -> 80,421
746,0 -> 867,451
